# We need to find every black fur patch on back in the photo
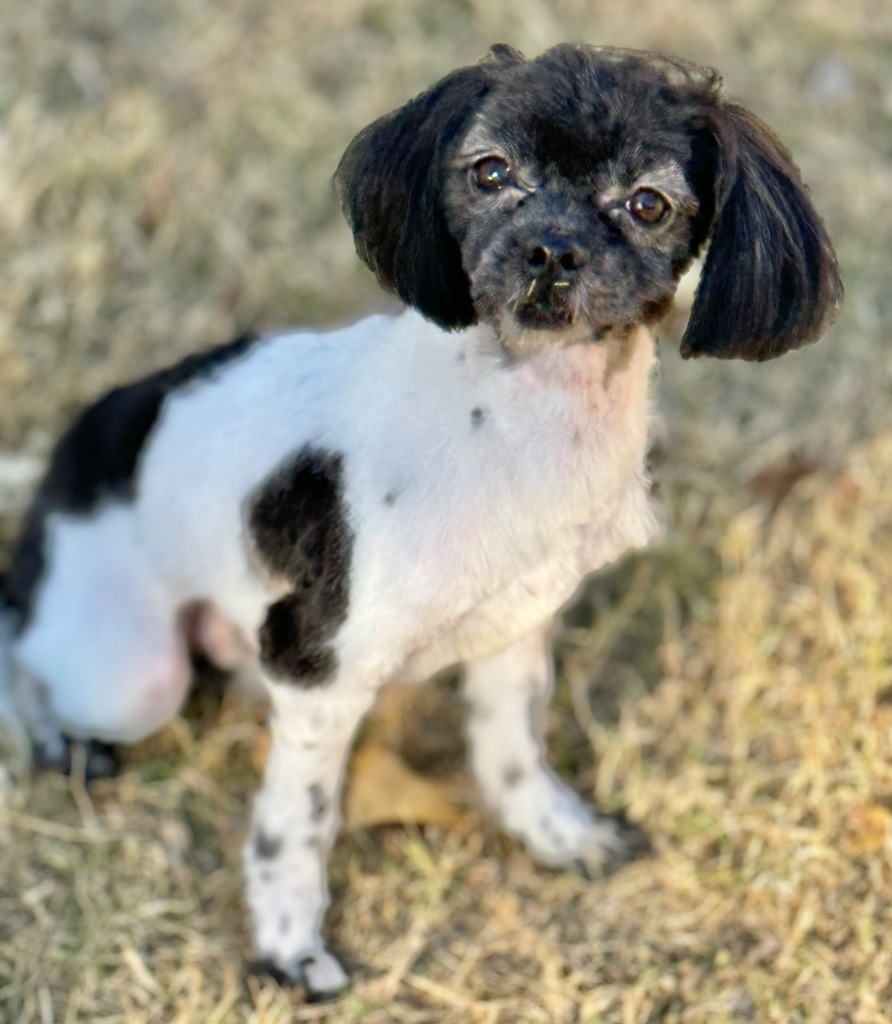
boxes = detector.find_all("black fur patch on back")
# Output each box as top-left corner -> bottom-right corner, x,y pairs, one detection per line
248,448 -> 353,687
4,334 -> 260,630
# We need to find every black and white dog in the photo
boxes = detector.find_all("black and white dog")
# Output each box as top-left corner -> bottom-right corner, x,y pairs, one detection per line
0,45 -> 840,999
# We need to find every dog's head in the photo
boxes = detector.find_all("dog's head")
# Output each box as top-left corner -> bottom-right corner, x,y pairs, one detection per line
335,44 -> 842,360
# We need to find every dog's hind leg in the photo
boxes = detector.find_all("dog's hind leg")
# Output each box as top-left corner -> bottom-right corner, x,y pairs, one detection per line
463,626 -> 650,876
13,507 -> 192,756
243,677 -> 376,1001
9,662 -> 121,782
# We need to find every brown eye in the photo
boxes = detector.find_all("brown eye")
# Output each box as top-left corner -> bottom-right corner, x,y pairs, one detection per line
474,157 -> 514,191
627,188 -> 670,225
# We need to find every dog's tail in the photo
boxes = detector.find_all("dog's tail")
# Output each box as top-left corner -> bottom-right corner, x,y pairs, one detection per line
0,582 -> 29,800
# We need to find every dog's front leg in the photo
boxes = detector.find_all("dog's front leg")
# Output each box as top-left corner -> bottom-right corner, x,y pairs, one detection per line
464,626 -> 649,875
243,679 -> 374,1001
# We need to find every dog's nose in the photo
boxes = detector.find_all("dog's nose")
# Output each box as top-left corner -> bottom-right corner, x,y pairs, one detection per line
525,234 -> 589,275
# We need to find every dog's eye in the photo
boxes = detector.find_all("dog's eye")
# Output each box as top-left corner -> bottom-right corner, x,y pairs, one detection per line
627,189 -> 670,225
474,157 -> 514,191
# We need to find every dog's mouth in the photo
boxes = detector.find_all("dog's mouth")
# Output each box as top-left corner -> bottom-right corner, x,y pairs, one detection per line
514,278 -> 577,330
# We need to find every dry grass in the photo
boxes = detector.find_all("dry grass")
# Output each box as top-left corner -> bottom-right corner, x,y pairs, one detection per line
1,1 -> 891,1021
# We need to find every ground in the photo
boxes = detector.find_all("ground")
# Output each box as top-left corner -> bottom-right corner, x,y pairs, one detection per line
1,1 -> 892,1021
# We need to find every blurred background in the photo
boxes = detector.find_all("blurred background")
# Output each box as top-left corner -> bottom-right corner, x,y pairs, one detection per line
1,2 -> 891,1022
0,0 -> 887,463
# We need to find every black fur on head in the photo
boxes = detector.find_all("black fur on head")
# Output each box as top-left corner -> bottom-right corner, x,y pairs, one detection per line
336,43 -> 841,359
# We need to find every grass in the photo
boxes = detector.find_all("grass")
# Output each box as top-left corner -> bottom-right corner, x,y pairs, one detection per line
1,1 -> 892,1021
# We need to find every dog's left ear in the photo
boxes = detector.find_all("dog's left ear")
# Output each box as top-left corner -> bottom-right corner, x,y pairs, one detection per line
681,104 -> 843,361
335,46 -> 524,329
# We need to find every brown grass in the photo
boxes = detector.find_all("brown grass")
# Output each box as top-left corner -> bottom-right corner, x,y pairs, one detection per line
1,1 -> 891,1021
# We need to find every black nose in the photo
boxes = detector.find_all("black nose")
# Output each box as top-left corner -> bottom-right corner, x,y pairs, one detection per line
525,234 -> 589,275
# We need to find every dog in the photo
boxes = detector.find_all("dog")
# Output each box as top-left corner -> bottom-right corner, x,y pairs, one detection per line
0,44 -> 841,1000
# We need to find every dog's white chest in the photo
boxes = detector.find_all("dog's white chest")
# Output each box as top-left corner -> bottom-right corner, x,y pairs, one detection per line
332,315 -> 661,681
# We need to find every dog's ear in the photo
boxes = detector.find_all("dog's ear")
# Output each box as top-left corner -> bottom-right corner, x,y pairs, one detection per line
681,104 -> 842,361
335,47 -> 523,329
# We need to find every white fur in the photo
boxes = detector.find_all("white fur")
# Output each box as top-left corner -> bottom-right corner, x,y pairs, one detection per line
4,309 -> 660,993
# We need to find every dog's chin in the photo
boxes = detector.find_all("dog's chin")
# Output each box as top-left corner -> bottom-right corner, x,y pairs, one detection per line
514,301 -> 576,331
492,303 -> 601,358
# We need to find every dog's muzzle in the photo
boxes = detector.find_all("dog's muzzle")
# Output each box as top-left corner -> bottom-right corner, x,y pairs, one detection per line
516,232 -> 588,329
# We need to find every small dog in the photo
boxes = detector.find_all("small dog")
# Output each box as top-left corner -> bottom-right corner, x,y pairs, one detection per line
0,44 -> 840,999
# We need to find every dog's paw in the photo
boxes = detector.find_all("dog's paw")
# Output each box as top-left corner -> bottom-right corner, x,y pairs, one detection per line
570,812 -> 651,879
33,736 -> 121,783
253,947 -> 350,1002
80,739 -> 121,782
495,769 -> 650,876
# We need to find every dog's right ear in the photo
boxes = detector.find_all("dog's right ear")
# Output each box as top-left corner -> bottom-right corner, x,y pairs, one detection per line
335,46 -> 524,330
